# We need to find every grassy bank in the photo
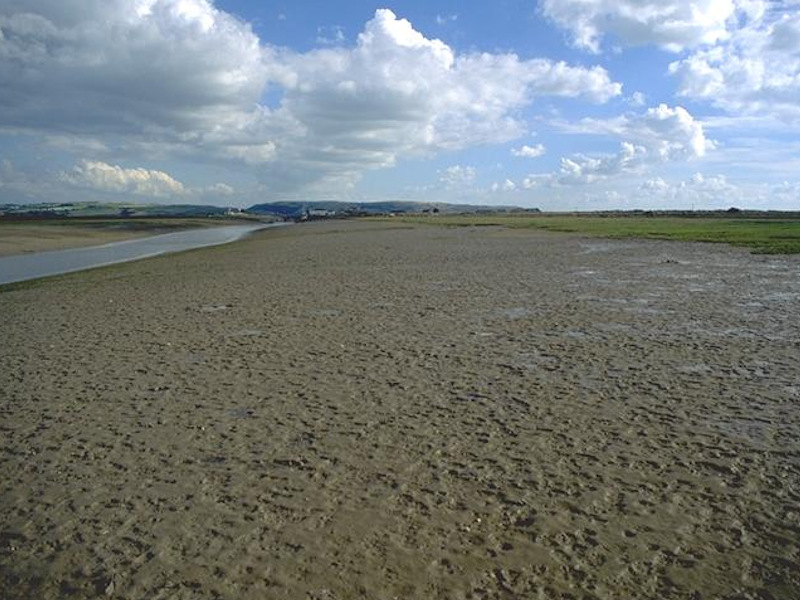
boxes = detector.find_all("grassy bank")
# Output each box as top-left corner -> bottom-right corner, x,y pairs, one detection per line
380,214 -> 800,254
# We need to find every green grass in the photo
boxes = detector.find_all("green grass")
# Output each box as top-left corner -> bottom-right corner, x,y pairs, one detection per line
377,214 -> 800,254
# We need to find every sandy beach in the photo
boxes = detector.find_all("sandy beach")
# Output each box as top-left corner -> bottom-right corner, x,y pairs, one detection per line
1,220 -> 798,599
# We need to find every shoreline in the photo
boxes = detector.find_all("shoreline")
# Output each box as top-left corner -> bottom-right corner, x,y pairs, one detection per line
0,217 -> 264,258
1,220 -> 798,599
0,223 -> 282,286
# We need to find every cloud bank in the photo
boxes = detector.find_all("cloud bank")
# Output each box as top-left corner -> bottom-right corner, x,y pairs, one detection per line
541,0 -> 763,52
60,160 -> 186,197
670,8 -> 800,120
512,144 -> 547,158
0,3 -> 621,197
523,104 -> 713,186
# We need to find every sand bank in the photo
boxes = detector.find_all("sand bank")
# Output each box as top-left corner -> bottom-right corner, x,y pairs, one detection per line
1,221 -> 798,599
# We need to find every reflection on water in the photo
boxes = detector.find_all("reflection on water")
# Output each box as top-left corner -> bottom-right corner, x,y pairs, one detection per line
0,223 -> 284,285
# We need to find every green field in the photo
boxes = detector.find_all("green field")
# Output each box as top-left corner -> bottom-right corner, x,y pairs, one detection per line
381,214 -> 800,254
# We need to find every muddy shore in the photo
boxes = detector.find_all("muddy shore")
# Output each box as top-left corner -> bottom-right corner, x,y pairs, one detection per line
0,219 -> 249,258
1,220 -> 798,599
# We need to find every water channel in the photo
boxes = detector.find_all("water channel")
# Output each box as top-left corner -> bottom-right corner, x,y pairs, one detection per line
0,223 -> 283,286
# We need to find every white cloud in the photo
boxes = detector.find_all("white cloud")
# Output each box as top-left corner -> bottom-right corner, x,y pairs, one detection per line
669,7 -> 800,120
641,176 -> 672,193
511,143 -> 546,158
637,172 -> 744,206
554,142 -> 649,184
531,104 -> 713,185
773,180 -> 800,203
541,0 -> 800,123
0,5 -> 622,197
259,9 -> 621,192
436,14 -> 458,25
0,0 -> 286,184
540,0 -> 763,53
629,91 -> 647,107
60,160 -> 187,197
44,135 -> 109,154
439,165 -> 477,188
521,174 -> 546,189
491,179 -> 517,192
222,142 -> 277,165
203,182 -> 236,196
0,0 -> 269,138
621,104 -> 715,160
316,25 -> 346,45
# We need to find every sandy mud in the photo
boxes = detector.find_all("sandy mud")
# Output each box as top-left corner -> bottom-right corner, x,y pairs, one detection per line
1,221 -> 798,599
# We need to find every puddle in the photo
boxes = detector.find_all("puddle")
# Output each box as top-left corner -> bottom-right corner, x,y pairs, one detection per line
228,329 -> 264,337
225,407 -> 257,419
200,304 -> 231,313
498,307 -> 529,320
310,309 -> 341,317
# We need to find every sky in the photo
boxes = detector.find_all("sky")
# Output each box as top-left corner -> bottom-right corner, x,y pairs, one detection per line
1,0 -> 799,211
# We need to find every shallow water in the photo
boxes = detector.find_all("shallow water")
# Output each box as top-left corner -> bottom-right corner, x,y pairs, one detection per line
0,223 -> 283,285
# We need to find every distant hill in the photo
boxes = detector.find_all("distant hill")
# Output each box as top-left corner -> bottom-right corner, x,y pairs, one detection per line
0,200 -> 530,221
247,200 -> 525,218
0,202 -> 237,219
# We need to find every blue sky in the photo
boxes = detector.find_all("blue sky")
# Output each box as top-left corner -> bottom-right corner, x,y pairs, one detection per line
1,0 -> 799,210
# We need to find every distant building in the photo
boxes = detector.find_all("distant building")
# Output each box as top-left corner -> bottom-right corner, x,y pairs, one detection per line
307,208 -> 336,218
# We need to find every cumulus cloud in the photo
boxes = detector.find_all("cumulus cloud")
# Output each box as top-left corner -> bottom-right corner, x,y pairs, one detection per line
605,104 -> 714,160
60,160 -> 187,197
628,91 -> 647,107
772,180 -> 800,203
540,0 -> 800,122
540,0 -> 762,53
637,172 -> 743,206
640,177 -> 672,193
316,25 -> 346,45
259,9 -> 621,192
553,142 -> 650,184
669,7 -> 800,120
0,0 -> 270,143
511,144 -> 546,158
439,165 -> 477,188
528,104 -> 713,186
491,179 -> 517,192
0,4 -> 622,196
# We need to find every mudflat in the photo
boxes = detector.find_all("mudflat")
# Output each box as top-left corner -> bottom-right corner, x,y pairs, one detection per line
0,219 -> 244,258
0,224 -> 158,257
1,220 -> 798,599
